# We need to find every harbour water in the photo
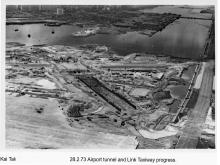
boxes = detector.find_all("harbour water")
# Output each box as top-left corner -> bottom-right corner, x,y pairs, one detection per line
6,18 -> 211,59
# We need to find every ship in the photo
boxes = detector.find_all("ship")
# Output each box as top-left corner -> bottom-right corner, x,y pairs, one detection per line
72,27 -> 99,37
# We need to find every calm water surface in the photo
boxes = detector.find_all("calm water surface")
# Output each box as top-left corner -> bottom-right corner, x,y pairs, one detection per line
6,18 -> 211,59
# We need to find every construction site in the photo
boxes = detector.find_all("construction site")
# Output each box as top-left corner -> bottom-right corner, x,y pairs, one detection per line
5,5 -> 215,149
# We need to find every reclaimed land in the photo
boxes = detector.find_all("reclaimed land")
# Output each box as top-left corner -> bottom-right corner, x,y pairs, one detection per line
175,60 -> 214,148
6,94 -> 138,149
6,44 -> 193,149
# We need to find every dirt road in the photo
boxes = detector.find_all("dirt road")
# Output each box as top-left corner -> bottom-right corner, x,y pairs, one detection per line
175,60 -> 214,148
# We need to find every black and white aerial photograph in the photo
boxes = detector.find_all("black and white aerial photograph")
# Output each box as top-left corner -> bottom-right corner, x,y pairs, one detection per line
5,5 -> 215,149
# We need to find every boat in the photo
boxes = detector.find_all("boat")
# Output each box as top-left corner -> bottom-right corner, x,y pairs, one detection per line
72,28 -> 99,37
